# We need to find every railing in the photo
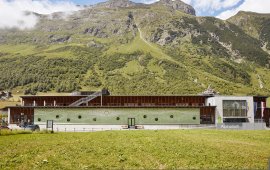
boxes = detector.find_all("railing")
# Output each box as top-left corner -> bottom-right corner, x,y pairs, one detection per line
53,125 -> 217,132
69,91 -> 102,106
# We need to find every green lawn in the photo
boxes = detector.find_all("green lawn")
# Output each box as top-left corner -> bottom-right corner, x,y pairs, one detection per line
0,130 -> 270,169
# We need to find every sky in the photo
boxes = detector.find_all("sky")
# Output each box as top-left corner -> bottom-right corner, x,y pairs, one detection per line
72,0 -> 270,18
0,0 -> 269,29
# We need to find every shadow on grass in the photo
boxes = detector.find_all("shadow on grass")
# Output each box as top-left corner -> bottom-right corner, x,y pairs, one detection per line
0,129 -> 55,136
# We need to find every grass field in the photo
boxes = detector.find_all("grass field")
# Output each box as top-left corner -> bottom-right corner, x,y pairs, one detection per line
0,130 -> 270,169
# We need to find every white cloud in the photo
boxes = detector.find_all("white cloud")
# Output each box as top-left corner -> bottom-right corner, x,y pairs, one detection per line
136,0 -> 192,5
136,0 -> 242,16
182,0 -> 192,5
191,0 -> 242,14
217,0 -> 270,20
0,0 -> 81,30
138,0 -> 158,4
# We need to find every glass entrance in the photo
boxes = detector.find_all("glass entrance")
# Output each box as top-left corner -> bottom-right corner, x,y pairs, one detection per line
128,118 -> 135,129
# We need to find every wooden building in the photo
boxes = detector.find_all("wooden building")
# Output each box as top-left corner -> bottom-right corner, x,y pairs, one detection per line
5,91 -> 269,130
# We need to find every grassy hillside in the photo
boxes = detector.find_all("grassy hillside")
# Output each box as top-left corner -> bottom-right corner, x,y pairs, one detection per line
0,130 -> 270,169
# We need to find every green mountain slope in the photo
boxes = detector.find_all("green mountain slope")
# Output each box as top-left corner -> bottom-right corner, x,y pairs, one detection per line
228,11 -> 270,53
0,0 -> 270,95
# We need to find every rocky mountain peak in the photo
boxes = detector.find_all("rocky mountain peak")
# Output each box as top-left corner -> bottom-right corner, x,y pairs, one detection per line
154,0 -> 196,15
95,0 -> 138,9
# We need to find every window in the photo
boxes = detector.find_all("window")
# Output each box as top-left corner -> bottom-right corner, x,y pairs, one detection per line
56,115 -> 59,119
193,117 -> 196,120
67,118 -> 70,122
116,117 -> 120,120
78,115 -> 82,119
223,100 -> 248,117
38,118 -> 41,122
223,118 -> 248,123
155,118 -> 158,121
93,118 -> 97,121
170,115 -> 174,118
143,115 -> 147,118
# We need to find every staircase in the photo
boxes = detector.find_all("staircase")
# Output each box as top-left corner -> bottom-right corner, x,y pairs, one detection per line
69,91 -> 102,106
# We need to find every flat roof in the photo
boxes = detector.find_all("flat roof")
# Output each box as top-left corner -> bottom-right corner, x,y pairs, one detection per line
19,95 -> 269,98
6,106 -> 216,109
208,96 -> 268,98
20,95 -> 214,98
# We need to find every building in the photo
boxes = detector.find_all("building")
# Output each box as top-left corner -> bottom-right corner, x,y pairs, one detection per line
5,89 -> 270,131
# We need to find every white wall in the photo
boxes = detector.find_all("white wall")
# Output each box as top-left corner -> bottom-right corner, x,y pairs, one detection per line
206,96 -> 254,124
28,124 -> 214,131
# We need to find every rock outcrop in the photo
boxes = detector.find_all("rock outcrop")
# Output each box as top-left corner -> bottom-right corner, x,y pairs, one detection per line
154,0 -> 196,15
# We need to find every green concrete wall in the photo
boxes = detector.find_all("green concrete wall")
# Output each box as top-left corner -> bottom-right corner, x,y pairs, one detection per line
34,108 -> 200,125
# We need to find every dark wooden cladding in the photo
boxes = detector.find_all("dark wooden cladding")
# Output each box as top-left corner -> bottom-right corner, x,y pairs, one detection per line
21,95 -> 209,107
9,107 -> 34,124
253,96 -> 267,103
264,108 -> 270,127
200,107 -> 215,124
255,110 -> 263,119
22,96 -> 88,106
89,96 -> 208,107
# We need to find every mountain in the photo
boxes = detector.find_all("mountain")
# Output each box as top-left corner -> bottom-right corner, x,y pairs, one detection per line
0,0 -> 270,95
228,11 -> 270,51
95,0 -> 140,8
154,0 -> 196,15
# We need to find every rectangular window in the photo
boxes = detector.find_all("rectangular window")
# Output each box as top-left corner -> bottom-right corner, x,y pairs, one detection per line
223,100 -> 248,117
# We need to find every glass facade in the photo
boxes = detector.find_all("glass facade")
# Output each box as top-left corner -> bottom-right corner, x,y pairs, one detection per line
223,100 -> 248,117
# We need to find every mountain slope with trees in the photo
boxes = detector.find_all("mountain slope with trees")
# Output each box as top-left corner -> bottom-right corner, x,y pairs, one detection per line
0,0 -> 270,95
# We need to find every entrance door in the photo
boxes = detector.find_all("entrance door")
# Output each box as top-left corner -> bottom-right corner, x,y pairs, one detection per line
128,118 -> 136,129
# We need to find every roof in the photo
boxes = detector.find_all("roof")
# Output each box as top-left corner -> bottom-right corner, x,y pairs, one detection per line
20,95 -> 212,98
208,95 -> 269,98
5,106 -> 216,109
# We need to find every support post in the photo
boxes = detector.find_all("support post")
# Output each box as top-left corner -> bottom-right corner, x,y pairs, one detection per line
101,94 -> 103,107
7,108 -> 10,125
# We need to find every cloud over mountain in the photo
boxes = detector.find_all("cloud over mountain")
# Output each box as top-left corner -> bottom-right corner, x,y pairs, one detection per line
217,0 -> 270,19
0,0 -> 80,29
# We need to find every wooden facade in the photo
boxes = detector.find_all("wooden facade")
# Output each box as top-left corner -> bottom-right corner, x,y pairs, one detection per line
21,95 -> 208,107
264,108 -> 270,127
9,107 -> 34,126
254,96 -> 268,121
22,96 -> 86,107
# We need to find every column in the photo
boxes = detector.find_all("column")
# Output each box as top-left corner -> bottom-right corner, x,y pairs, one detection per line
44,100 -> 46,107
8,108 -> 10,124
101,95 -> 103,106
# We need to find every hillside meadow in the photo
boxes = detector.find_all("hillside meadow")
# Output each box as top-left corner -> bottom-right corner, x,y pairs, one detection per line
0,130 -> 270,169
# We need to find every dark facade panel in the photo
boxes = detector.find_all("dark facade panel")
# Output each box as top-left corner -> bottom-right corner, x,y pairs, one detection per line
21,95 -> 209,107
9,107 -> 34,125
22,96 -> 87,107
264,108 -> 270,127
89,96 -> 208,107
253,96 -> 267,103
200,107 -> 215,124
